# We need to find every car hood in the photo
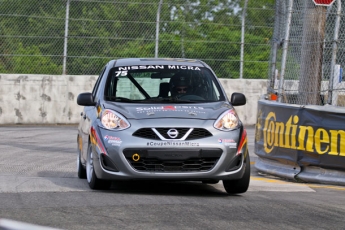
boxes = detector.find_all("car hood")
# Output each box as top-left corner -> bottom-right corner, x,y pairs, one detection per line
103,101 -> 233,120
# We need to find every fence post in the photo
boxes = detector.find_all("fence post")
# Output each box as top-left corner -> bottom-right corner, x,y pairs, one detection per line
327,0 -> 342,105
298,1 -> 327,105
155,0 -> 163,58
278,0 -> 293,103
240,0 -> 248,79
268,0 -> 283,95
62,0 -> 70,75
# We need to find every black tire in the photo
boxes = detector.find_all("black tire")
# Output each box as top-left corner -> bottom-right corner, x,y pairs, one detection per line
86,143 -> 111,190
77,150 -> 87,179
223,152 -> 251,194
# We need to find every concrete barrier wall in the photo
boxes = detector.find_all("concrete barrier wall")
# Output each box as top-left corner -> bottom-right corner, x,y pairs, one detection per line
0,74 -> 267,125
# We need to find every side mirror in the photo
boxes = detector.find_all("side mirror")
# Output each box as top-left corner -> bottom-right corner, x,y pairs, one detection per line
77,92 -> 96,106
230,92 -> 246,106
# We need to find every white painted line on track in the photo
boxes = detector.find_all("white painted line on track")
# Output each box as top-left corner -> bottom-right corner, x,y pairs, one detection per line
248,177 -> 315,192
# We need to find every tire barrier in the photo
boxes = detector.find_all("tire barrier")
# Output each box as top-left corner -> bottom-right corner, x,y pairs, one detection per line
254,99 -> 345,186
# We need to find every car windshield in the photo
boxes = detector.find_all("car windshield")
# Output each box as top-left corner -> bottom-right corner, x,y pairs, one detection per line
104,65 -> 224,103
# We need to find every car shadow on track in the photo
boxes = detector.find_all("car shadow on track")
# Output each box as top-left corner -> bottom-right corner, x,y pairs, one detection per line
35,171 -> 246,197
102,180 -> 243,197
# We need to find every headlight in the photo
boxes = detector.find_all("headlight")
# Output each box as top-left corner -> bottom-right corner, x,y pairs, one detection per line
101,109 -> 130,130
214,109 -> 240,131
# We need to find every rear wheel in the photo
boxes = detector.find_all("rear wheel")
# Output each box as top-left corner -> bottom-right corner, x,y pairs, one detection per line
86,143 -> 111,190
223,152 -> 250,194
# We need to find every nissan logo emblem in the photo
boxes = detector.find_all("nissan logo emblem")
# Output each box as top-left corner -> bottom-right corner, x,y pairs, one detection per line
167,129 -> 179,138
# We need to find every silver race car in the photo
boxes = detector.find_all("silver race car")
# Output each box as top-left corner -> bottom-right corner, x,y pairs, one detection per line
77,58 -> 250,194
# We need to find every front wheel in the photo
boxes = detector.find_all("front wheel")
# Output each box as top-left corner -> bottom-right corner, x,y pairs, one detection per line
77,150 -> 86,179
223,152 -> 251,194
86,143 -> 111,190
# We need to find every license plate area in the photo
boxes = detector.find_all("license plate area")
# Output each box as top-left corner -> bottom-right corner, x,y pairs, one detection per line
123,148 -> 222,172
147,149 -> 200,160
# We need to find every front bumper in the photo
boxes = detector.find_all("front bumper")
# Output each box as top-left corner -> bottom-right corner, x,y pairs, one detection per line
91,118 -> 247,181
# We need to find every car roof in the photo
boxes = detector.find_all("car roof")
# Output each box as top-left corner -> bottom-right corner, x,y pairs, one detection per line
113,58 -> 206,67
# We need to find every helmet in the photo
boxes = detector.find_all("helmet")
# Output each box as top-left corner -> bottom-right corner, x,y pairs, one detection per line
169,73 -> 191,97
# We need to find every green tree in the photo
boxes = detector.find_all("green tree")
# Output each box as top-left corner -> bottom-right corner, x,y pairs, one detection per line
0,0 -> 274,78
13,43 -> 61,74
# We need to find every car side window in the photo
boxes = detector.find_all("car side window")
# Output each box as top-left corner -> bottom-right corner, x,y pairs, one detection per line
92,66 -> 106,100
104,72 -> 117,99
211,81 -> 221,100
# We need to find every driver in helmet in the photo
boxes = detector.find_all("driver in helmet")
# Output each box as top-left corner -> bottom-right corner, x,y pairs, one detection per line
170,73 -> 191,98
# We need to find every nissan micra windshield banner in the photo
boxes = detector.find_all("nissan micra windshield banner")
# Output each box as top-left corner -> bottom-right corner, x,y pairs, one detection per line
255,100 -> 345,171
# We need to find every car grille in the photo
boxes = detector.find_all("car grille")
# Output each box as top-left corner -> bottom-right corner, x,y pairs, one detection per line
132,128 -> 212,140
128,158 -> 219,172
123,148 -> 222,172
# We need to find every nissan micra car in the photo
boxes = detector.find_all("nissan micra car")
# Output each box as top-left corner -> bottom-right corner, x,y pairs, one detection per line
77,58 -> 250,194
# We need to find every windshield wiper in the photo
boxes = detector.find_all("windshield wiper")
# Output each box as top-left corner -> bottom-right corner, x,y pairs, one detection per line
173,99 -> 198,103
105,96 -> 135,103
106,97 -> 201,103
143,98 -> 197,103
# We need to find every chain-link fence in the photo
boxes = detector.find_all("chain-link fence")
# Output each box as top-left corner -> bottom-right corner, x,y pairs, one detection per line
269,0 -> 345,106
0,0 -> 274,78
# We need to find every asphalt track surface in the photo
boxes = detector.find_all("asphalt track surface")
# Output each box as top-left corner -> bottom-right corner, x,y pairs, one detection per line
0,125 -> 344,230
